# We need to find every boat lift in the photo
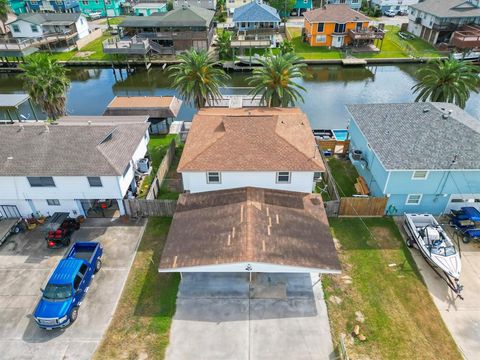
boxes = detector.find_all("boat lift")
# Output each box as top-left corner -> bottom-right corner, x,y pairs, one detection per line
402,220 -> 464,300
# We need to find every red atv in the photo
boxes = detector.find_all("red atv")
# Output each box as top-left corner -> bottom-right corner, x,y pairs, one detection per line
44,213 -> 81,248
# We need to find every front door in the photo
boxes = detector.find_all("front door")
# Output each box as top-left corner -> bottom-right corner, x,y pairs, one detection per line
331,35 -> 344,48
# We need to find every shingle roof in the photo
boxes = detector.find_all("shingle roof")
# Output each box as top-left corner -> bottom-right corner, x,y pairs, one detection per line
56,115 -> 149,124
233,1 -> 281,23
303,4 -> 370,23
346,102 -> 480,170
159,187 -> 341,272
119,5 -> 214,28
10,13 -> 82,26
0,121 -> 149,176
177,107 -> 325,172
411,0 -> 480,18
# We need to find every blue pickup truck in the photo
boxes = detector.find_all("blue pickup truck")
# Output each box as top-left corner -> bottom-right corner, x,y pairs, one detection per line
34,242 -> 103,329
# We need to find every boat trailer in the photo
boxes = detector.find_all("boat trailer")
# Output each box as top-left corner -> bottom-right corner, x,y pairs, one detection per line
402,222 -> 464,300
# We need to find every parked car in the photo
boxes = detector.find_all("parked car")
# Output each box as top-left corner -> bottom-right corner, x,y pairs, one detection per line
34,242 -> 103,330
384,9 -> 396,17
44,212 -> 81,248
397,10 -> 408,16
88,12 -> 102,20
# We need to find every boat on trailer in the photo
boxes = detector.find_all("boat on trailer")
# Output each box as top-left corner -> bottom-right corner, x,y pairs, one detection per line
404,213 -> 463,297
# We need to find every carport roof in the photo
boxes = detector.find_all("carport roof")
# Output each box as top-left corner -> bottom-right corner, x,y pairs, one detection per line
159,187 -> 341,273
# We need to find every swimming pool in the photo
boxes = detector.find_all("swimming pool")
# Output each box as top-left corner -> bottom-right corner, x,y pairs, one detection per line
332,129 -> 348,141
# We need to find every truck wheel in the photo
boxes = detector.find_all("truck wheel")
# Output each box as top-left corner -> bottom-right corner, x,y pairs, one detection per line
462,236 -> 471,244
406,238 -> 414,248
70,307 -> 79,323
94,259 -> 102,273
12,225 -> 21,234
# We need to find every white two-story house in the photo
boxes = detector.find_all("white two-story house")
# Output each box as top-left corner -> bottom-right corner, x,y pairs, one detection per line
8,12 -> 89,43
178,107 -> 324,193
0,117 -> 149,219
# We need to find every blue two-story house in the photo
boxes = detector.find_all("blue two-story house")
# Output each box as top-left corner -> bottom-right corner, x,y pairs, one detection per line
346,102 -> 480,215
25,0 -> 80,13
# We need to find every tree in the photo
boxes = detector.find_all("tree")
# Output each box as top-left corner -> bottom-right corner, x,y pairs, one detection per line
0,0 -> 10,34
20,54 -> 70,120
279,39 -> 294,55
168,49 -> 230,108
247,53 -> 306,107
268,0 -> 295,19
216,30 -> 232,60
411,58 -> 479,109
166,0 -> 173,11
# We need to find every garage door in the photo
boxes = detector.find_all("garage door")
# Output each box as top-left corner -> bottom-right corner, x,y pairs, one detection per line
445,194 -> 480,212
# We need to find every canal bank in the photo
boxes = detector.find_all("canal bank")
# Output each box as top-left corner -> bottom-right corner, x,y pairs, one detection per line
1,64 -> 479,129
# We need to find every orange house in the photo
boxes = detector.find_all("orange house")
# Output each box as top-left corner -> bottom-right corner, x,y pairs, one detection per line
303,4 -> 371,48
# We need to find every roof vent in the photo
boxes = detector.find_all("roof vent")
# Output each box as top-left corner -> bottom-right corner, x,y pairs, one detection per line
442,109 -> 452,119
88,120 -> 92,126
7,156 -> 13,160
423,108 -> 430,113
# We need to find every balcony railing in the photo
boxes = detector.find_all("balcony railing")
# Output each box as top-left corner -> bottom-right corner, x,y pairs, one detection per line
348,29 -> 385,41
103,36 -> 150,55
452,31 -> 480,49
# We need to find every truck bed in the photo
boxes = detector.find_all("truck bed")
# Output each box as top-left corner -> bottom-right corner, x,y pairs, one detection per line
66,242 -> 100,263
0,219 -> 20,235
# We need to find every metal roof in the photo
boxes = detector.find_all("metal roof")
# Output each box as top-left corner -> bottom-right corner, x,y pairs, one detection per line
9,13 -> 82,26
411,0 -> 480,18
346,102 -> 480,170
0,94 -> 30,108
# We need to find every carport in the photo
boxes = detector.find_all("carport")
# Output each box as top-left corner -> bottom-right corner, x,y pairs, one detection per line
158,187 -> 341,276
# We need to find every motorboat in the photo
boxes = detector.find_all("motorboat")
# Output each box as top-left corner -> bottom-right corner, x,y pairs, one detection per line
404,213 -> 461,280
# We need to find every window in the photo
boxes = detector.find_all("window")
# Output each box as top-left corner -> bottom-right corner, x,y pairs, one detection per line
412,170 -> 428,180
313,172 -> 322,181
317,22 -> 324,32
95,0 -> 99,3
56,0 -> 63,4
276,172 -> 291,183
73,275 -> 82,290
352,0 -> 358,3
30,24 -> 38,33
87,176 -> 103,187
12,24 -> 20,32
334,23 -> 346,33
207,171 -> 221,184
46,199 -> 60,206
27,177 -> 55,187
315,34 -> 326,43
406,194 -> 422,205
82,0 -> 88,4
79,264 -> 88,276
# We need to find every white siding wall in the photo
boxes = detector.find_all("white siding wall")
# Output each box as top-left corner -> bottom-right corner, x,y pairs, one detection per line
10,20 -> 44,38
118,132 -> 149,195
182,171 -> 316,193
0,176 -> 123,217
75,15 -> 90,39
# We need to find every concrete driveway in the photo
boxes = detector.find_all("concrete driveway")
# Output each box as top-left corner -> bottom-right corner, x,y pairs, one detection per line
397,221 -> 480,359
0,217 -> 146,360
166,273 -> 335,360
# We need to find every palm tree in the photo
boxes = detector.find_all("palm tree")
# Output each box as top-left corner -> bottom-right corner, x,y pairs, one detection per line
0,0 -> 10,35
216,30 -> 232,60
411,58 -> 479,109
168,49 -> 230,108
20,54 -> 70,120
247,53 -> 306,107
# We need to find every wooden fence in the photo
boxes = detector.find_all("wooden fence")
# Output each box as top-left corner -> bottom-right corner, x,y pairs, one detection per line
146,139 -> 176,200
317,139 -> 350,155
338,197 -> 388,217
124,199 -> 177,217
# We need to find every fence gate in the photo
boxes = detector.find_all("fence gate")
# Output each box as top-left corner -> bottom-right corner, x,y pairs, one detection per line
0,205 -> 21,218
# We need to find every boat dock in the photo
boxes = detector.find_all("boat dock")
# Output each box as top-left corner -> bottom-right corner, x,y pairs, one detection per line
341,58 -> 368,66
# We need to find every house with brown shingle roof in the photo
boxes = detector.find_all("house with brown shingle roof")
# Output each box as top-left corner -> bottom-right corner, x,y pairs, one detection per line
178,107 -> 324,193
303,4 -> 382,48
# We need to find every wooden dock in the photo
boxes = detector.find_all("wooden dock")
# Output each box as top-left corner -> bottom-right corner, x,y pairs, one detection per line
341,58 -> 367,66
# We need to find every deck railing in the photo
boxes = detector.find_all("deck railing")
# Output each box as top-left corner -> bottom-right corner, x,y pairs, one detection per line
348,29 -> 385,40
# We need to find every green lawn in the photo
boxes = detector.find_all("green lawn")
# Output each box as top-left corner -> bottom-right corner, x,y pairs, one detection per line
138,134 -> 177,199
327,157 -> 359,197
100,16 -> 125,25
324,218 -> 460,359
47,34 -> 112,62
288,27 -> 343,60
94,217 -> 180,360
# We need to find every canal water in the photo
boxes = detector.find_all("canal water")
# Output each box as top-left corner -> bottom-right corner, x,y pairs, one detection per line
1,64 -> 479,129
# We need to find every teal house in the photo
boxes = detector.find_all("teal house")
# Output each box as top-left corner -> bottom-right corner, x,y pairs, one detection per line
8,0 -> 27,14
78,0 -> 125,17
132,2 -> 167,16
346,103 -> 480,216
291,0 -> 312,16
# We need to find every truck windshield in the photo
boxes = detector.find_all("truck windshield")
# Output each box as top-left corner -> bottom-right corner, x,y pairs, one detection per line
43,284 -> 72,300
